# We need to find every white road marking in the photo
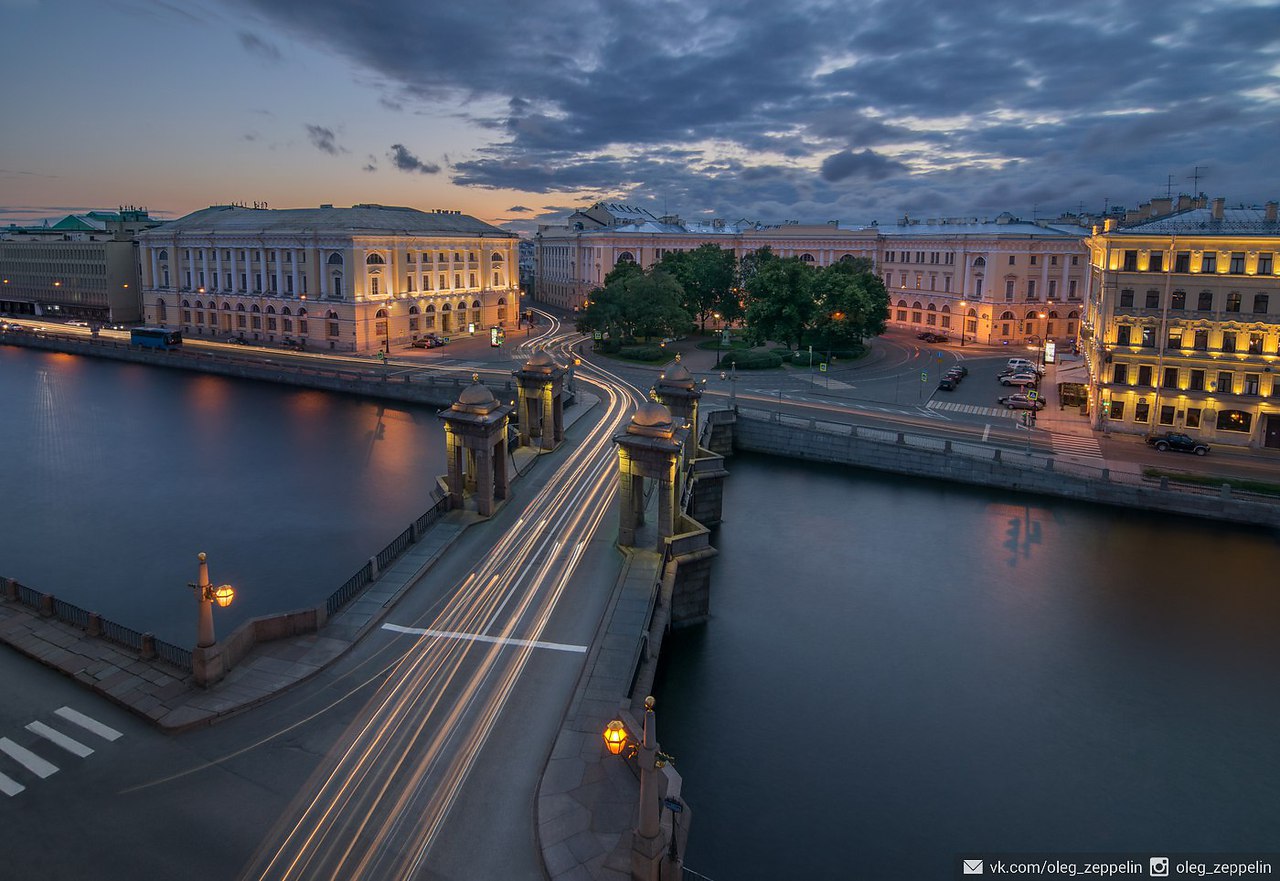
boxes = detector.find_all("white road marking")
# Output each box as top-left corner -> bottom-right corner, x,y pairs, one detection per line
0,771 -> 24,797
0,737 -> 58,778
982,424 -> 991,442
381,623 -> 588,653
55,707 -> 123,742
25,722 -> 93,757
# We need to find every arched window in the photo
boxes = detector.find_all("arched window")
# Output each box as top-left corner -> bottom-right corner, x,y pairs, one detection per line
911,301 -> 923,324
973,256 -> 986,268
366,253 -> 385,265
424,303 -> 436,329
327,253 -> 343,265
1000,311 -> 1014,320
408,305 -> 419,314
236,303 -> 246,312
250,304 -> 260,313
181,300 -> 190,308
617,252 -> 635,264
441,303 -> 451,311
800,253 -> 815,263
1025,310 -> 1038,321
457,300 -> 467,311
839,254 -> 854,262
471,299 -> 481,309
193,300 -> 202,310
491,253 -> 504,263
157,250 -> 168,261
222,302 -> 231,311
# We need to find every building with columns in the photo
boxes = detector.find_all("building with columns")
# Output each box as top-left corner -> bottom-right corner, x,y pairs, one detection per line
1083,197 -> 1280,450
137,204 -> 520,352
533,202 -> 1090,346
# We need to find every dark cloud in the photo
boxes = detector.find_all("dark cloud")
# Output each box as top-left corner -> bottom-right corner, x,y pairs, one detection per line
388,144 -> 439,174
304,124 -> 345,155
237,30 -> 282,62
230,0 -> 1280,220
363,154 -> 378,172
506,205 -> 532,213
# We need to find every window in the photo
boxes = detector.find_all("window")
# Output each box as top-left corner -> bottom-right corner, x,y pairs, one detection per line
1141,327 -> 1155,347
408,277 -> 415,293
1113,364 -> 1129,384
454,274 -> 462,289
1005,279 -> 1015,300
1189,369 -> 1205,391
1072,256 -> 1079,266
1134,401 -> 1150,422
1260,253 -> 1274,275
1027,279 -> 1036,298
1253,294 -> 1269,314
1116,325 -> 1132,346
270,275 -> 278,293
1167,329 -> 1182,350
366,253 -> 385,265
973,257 -> 986,268
370,277 -> 379,297
1229,252 -> 1245,274
1201,252 -> 1217,273
1194,330 -> 1208,351
255,273 -> 262,292
1119,289 -> 1134,307
327,252 -> 343,266
1123,250 -> 1138,271
1227,292 -> 1241,312
332,276 -> 343,298
1175,252 -> 1190,273
1162,367 -> 1178,388
1145,290 -> 1160,308
1137,365 -> 1153,386
1244,374 -> 1260,395
1149,253 -> 1163,272
1048,279 -> 1057,299
1109,400 -> 1125,420
1217,371 -> 1233,393
1222,332 -> 1237,353
1051,256 -> 1058,266
1009,255 -> 1016,266
1249,333 -> 1264,354
1170,290 -> 1185,310
1217,410 -> 1252,432
1197,290 -> 1212,310
1068,279 -> 1078,299
1186,407 -> 1201,428
1030,255 -> 1037,266
469,272 -> 477,288
1159,405 -> 1175,425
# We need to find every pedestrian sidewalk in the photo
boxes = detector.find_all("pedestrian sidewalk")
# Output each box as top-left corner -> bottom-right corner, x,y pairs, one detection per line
0,392 -> 600,732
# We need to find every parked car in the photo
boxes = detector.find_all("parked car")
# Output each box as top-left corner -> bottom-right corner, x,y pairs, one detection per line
281,336 -> 304,350
937,377 -> 957,391
918,331 -> 949,343
999,372 -> 1039,387
947,364 -> 969,377
998,394 -> 1045,410
1146,432 -> 1210,455
944,367 -> 965,381
410,339 -> 430,348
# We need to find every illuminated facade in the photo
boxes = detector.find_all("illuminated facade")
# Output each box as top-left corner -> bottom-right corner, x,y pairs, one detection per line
1083,198 -> 1280,450
138,204 -> 519,353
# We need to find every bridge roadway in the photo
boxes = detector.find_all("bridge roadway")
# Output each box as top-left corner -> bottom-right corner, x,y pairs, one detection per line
0,311 -> 651,880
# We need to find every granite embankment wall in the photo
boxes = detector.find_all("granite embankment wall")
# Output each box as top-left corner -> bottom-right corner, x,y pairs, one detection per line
0,330 -> 516,407
729,408 -> 1280,529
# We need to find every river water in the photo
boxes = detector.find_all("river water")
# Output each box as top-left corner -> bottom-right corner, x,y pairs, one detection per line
657,453 -> 1280,880
0,347 -> 446,645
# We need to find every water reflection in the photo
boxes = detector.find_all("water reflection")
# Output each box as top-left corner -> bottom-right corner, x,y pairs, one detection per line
0,348 -> 446,644
657,453 -> 1280,881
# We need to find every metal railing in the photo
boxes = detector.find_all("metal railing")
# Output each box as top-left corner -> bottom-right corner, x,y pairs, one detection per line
326,561 -> 374,617
377,526 -> 414,570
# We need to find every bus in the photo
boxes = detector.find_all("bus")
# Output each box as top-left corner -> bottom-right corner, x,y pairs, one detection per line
130,327 -> 183,350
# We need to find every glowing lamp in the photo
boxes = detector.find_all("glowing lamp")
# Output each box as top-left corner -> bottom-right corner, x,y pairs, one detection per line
213,584 -> 235,607
603,720 -> 627,756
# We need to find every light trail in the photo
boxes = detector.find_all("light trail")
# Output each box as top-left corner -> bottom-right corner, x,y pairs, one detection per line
240,315 -> 647,880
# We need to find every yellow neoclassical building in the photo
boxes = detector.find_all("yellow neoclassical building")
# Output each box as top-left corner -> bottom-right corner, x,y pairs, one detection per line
1083,198 -> 1280,450
138,204 -> 520,352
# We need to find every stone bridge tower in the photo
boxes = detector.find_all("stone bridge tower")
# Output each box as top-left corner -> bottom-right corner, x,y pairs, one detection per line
653,354 -> 702,458
613,401 -> 690,550
440,376 -> 515,517
513,349 -> 566,451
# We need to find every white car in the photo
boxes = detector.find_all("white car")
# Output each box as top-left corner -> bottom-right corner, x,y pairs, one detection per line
66,320 -> 90,327
999,372 -> 1039,387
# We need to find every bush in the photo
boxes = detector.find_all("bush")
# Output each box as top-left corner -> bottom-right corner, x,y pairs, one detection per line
722,349 -> 782,370
618,345 -> 669,362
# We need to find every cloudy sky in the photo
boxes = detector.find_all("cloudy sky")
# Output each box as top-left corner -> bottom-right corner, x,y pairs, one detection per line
3,0 -> 1278,233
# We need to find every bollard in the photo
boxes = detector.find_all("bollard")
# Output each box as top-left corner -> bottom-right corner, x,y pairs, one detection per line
897,432 -> 906,445
39,594 -> 54,617
1160,477 -> 1169,491
1045,457 -> 1054,471
87,612 -> 102,637
1101,468 -> 1109,481
993,449 -> 1001,462
944,440 -> 952,453
370,555 -> 380,578
140,633 -> 157,659
1220,483 -> 1232,499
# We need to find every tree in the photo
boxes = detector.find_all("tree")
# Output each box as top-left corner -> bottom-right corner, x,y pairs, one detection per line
658,244 -> 737,331
576,266 -> 690,343
810,258 -> 890,349
742,251 -> 816,350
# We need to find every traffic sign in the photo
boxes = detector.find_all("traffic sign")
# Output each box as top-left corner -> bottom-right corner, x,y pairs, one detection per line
1027,390 -> 1039,401
820,363 -> 827,372
920,371 -> 927,381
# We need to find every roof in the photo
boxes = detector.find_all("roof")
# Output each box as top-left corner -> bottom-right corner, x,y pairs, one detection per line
1109,207 -> 1280,237
144,204 -> 515,238
872,220 -> 1090,239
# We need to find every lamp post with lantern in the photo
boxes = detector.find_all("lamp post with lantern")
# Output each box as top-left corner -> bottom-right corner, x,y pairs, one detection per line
959,300 -> 968,346
188,551 -> 235,685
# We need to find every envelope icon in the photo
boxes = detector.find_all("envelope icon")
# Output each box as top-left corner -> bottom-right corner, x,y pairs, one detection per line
963,860 -> 984,875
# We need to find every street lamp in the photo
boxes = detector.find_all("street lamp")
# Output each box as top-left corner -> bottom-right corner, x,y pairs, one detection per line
603,720 -> 628,755
187,551 -> 234,648
959,300 -> 967,346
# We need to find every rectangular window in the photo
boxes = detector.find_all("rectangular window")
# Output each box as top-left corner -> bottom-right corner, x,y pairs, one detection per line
1244,374 -> 1260,395
255,273 -> 262,292
1159,405 -> 1175,425
240,273 -> 247,291
1249,333 -> 1264,354
1068,279 -> 1078,298
181,309 -> 191,323
1201,252 -> 1217,273
1116,325 -> 1131,346
409,316 -> 419,331
1030,255 -> 1037,266
237,314 -> 246,329
1110,400 -> 1125,420
1119,289 -> 1134,307
1189,369 -> 1205,391
1137,365 -> 1153,386
1170,290 -> 1185,310
944,276 -> 951,292
1141,327 -> 1155,347
1051,256 -> 1058,266
470,272 -> 477,288
298,319 -> 308,334
251,315 -> 261,329
1229,252 -> 1246,274
1027,279 -> 1036,298
1227,292 -> 1241,312
1145,290 -> 1160,308
1223,332 -> 1237,353
1259,253 -> 1274,274
1162,367 -> 1178,388
267,317 -> 277,331
1254,294 -> 1269,314
1175,252 -> 1190,273
1167,329 -> 1182,350
286,276 -> 293,294
1113,364 -> 1129,384
1072,256 -> 1079,266
1197,291 -> 1212,310
282,318 -> 293,333
1009,255 -> 1016,266
1005,279 -> 1014,300
1217,371 -> 1233,393
1048,279 -> 1057,299
1149,253 -> 1163,272
301,275 -> 307,294
1134,401 -> 1150,423
1186,407 -> 1201,428
408,277 -> 415,293
1123,250 -> 1138,271
270,276 -> 278,293
975,278 -> 983,296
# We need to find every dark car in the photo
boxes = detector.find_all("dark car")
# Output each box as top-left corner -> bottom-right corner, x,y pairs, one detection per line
281,336 -> 304,350
1146,432 -> 1210,455
937,377 -> 957,391
998,394 -> 1045,410
947,364 -> 969,378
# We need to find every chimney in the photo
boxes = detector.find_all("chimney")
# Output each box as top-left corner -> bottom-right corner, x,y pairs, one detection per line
1176,195 -> 1196,212
1149,198 -> 1172,217
1266,201 -> 1278,223
1211,198 -> 1225,220
1103,218 -> 1117,232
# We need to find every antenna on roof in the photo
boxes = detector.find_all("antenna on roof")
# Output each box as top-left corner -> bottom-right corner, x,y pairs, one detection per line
1187,165 -> 1205,195
1165,174 -> 1174,200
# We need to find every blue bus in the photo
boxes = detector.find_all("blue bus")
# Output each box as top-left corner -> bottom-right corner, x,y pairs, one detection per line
131,327 -> 183,349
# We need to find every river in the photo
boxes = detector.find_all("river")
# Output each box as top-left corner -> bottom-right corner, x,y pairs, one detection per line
657,453 -> 1280,880
0,346 -> 446,645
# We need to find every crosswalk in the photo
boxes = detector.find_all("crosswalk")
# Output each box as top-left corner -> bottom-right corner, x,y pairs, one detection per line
1050,432 -> 1105,465
927,400 -> 1021,419
0,706 -> 123,797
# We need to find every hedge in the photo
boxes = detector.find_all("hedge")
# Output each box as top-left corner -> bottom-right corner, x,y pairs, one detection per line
721,350 -> 783,369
